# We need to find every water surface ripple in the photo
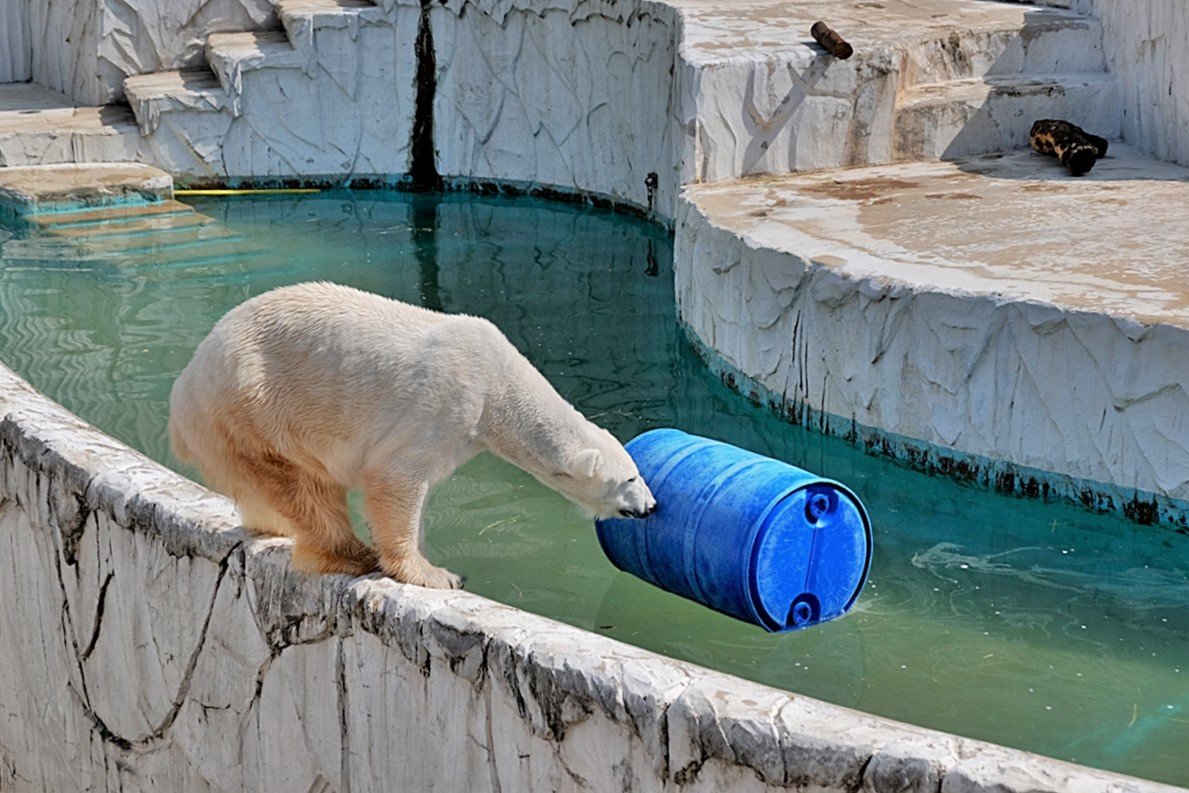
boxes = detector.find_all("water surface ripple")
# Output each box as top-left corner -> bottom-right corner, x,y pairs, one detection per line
0,193 -> 1185,786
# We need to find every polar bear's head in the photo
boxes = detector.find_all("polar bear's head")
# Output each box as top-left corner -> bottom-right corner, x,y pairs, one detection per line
547,428 -> 657,520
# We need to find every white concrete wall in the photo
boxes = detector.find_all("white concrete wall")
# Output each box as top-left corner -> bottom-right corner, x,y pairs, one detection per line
22,0 -> 276,104
98,0 -> 277,103
1084,0 -> 1189,166
0,0 -> 32,83
432,0 -> 682,217
674,191 -> 1189,525
0,360 -> 1174,793
123,3 -> 420,183
28,0 -> 109,104
111,0 -> 1126,219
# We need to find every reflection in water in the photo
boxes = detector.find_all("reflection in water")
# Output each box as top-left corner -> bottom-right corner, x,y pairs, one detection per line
0,192 -> 1185,787
410,196 -> 442,312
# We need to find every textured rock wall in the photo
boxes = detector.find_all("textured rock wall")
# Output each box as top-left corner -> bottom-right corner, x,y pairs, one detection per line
679,47 -> 894,185
1085,0 -> 1189,166
0,0 -> 32,83
98,0 -> 278,103
125,4 -> 420,184
2,363 -> 1175,792
431,0 -> 682,217
674,195 -> 1189,524
24,0 -> 276,104
28,0 -> 111,105
217,8 -> 418,181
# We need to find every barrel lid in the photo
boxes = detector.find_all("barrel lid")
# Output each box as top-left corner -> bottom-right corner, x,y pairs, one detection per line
749,482 -> 872,631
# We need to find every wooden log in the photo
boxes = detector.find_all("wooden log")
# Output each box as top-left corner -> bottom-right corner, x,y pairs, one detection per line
1029,119 -> 1108,176
811,21 -> 853,60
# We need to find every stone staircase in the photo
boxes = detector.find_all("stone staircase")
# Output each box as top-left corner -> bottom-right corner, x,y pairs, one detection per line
0,83 -> 143,167
121,0 -> 411,182
888,13 -> 1120,160
0,0 -> 1124,198
1,200 -> 263,270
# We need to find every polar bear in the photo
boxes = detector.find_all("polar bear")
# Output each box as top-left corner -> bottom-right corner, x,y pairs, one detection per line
169,281 -> 656,589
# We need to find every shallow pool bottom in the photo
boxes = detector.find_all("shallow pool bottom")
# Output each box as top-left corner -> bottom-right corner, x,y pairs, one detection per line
0,191 -> 1184,786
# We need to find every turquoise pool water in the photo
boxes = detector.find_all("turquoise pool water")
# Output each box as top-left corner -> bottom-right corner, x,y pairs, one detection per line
0,192 -> 1185,786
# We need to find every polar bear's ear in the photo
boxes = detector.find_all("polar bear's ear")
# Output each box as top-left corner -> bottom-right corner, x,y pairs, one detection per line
570,449 -> 602,478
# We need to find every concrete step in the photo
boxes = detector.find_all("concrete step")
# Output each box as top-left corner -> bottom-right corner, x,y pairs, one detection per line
206,30 -> 305,107
1,232 -> 260,269
893,72 -> 1121,161
279,0 -> 387,57
123,70 -> 229,135
0,84 -> 142,167
71,224 -> 242,257
0,163 -> 173,218
116,240 -> 268,269
681,144 -> 1189,329
44,211 -> 216,239
280,0 -> 388,47
124,0 -> 384,136
899,10 -> 1106,86
29,199 -> 197,228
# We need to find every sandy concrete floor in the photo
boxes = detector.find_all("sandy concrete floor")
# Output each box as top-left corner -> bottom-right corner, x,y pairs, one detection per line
0,82 -> 137,135
686,144 -> 1189,328
674,0 -> 1086,63
0,162 -> 172,213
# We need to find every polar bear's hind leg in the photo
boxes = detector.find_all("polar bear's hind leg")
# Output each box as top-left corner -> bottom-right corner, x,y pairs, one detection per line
285,472 -> 380,576
234,449 -> 379,576
236,491 -> 293,538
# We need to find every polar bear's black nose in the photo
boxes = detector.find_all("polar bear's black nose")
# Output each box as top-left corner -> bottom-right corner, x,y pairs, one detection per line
621,503 -> 657,519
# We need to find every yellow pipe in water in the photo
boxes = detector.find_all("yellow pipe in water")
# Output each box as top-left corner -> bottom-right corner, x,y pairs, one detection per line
174,188 -> 322,196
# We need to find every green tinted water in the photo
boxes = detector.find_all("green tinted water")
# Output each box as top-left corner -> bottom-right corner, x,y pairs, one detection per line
0,193 -> 1185,786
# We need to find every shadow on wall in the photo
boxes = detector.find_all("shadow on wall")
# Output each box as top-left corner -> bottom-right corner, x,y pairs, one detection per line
738,56 -> 835,175
1,0 -> 32,83
896,9 -> 1121,169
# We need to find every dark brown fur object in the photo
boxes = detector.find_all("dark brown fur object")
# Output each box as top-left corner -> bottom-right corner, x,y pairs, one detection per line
811,21 -> 854,60
1029,119 -> 1109,176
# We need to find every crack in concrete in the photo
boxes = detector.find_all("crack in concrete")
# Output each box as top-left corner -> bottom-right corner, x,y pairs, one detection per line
48,496 -> 97,710
48,511 -> 243,755
80,570 -> 114,661
142,547 -> 239,742
410,0 -> 440,188
336,639 -> 352,793
851,752 -> 875,793
483,680 -> 503,793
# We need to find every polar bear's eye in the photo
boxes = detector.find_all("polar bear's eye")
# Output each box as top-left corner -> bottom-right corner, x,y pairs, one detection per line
627,476 -> 638,483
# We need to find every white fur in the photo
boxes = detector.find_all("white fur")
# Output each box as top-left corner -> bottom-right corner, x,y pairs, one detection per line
169,282 -> 655,588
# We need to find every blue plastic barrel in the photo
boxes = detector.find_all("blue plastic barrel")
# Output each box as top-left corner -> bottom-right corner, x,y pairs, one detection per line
595,429 -> 872,632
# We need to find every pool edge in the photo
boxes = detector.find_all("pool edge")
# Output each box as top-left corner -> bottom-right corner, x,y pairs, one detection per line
1,360 -> 1182,791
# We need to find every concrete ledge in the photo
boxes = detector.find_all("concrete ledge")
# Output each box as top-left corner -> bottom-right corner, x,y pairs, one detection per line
1,363 -> 1181,791
0,163 -> 173,217
675,147 -> 1189,528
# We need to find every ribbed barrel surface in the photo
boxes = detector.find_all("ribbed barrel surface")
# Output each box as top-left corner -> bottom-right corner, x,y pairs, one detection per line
596,429 -> 872,632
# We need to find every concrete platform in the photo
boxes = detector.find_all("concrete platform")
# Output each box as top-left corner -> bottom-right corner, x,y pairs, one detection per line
0,162 -> 173,217
685,145 -> 1189,328
675,0 -> 1097,66
0,83 -> 142,167
676,145 -> 1189,522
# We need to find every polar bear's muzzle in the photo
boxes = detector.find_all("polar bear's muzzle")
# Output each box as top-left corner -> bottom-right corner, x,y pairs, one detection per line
619,502 -> 657,519
612,476 -> 657,520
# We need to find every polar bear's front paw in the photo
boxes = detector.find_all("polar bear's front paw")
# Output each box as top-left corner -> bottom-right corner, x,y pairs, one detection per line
384,555 -> 464,590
